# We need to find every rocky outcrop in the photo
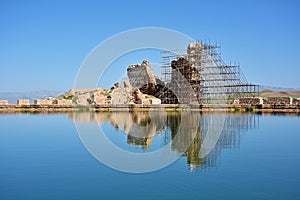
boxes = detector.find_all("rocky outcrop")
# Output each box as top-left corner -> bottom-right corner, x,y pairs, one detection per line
57,79 -> 161,106
58,88 -> 112,105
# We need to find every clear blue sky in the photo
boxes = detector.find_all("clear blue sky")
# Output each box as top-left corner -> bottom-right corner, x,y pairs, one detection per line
1,0 -> 300,92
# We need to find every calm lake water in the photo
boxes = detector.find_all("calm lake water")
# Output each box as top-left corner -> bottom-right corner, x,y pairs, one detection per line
0,112 -> 299,200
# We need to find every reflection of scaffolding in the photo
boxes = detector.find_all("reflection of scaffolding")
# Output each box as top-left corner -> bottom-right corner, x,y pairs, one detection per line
161,42 -> 259,104
167,113 -> 259,171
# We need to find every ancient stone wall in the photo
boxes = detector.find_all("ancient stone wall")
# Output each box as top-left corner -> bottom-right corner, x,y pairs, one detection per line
169,57 -> 200,104
17,99 -> 30,105
67,88 -> 111,105
93,89 -> 111,105
265,97 -> 292,105
292,98 -> 300,105
123,80 -> 132,88
111,88 -> 134,105
0,100 -> 8,105
238,97 -> 263,105
53,99 -> 73,105
34,99 -> 53,105
127,60 -> 156,88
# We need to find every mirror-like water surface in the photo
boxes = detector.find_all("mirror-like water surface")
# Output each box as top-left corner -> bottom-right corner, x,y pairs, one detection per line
0,112 -> 299,199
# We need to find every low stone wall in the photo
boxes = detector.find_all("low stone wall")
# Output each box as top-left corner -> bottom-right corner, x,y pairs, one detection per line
238,97 -> 263,105
292,98 -> 300,105
34,99 -> 53,105
17,99 -> 30,105
0,100 -> 8,105
264,97 -> 292,105
53,99 -> 73,105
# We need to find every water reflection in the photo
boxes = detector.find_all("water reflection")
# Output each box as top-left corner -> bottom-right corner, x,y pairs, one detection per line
69,111 -> 258,170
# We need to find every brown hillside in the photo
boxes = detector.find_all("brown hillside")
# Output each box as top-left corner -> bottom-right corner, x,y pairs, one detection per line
260,91 -> 300,98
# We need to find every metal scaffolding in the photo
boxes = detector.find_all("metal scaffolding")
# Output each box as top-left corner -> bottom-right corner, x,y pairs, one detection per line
161,41 -> 259,104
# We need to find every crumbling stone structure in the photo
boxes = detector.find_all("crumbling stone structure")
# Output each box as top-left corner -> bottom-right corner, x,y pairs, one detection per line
127,60 -> 156,88
127,60 -> 180,104
111,87 -> 134,105
0,100 -> 8,105
53,99 -> 73,105
264,97 -> 292,105
169,57 -> 200,104
34,99 -> 53,105
59,88 -> 112,105
132,89 -> 161,105
237,97 -> 263,105
292,98 -> 300,105
17,99 -> 30,105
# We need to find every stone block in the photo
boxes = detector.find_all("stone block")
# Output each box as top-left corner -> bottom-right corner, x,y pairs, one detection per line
267,97 -> 292,105
238,97 -> 263,105
17,99 -> 30,105
111,88 -> 134,105
53,99 -> 73,105
34,99 -> 53,105
0,100 -> 8,105
292,98 -> 300,105
127,60 -> 156,88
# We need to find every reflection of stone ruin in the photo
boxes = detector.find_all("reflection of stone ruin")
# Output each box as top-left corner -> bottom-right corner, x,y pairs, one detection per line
69,111 -> 166,150
163,112 -> 258,170
190,114 -> 257,170
69,111 -> 258,170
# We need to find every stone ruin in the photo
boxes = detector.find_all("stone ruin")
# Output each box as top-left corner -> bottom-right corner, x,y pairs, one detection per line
34,99 -> 53,105
169,57 -> 200,104
127,60 -> 157,88
263,97 -> 292,105
59,88 -> 112,105
236,97 -> 263,105
126,45 -> 203,105
53,99 -> 72,105
127,60 -> 179,104
235,96 -> 299,106
111,81 -> 161,105
17,99 -> 30,105
292,98 -> 300,105
57,76 -> 161,106
0,100 -> 8,105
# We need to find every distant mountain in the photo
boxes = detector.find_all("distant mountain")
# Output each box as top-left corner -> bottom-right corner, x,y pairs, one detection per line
258,85 -> 300,92
0,90 -> 64,104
